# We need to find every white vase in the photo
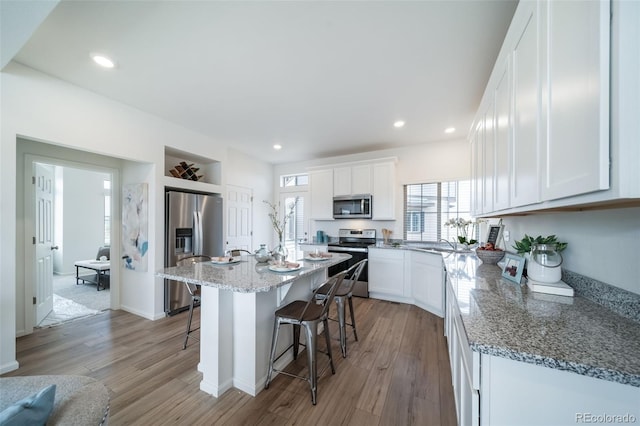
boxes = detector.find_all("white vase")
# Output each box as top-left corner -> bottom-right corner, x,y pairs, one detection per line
526,245 -> 563,283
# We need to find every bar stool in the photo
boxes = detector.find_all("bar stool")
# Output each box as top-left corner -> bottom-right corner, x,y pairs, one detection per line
265,271 -> 347,405
176,255 -> 211,350
315,259 -> 367,358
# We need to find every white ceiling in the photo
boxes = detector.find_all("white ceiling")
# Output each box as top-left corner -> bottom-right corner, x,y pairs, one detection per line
10,0 -> 518,164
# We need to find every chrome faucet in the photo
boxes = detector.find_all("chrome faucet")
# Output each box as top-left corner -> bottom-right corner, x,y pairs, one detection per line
438,238 -> 457,251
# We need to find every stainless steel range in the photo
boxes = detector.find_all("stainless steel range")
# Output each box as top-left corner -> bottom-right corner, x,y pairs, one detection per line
327,229 -> 376,297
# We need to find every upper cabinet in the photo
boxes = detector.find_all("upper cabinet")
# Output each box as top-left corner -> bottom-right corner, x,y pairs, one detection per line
471,0 -> 637,216
309,169 -> 334,220
334,164 -> 372,196
539,0 -> 610,200
309,158 -> 396,221
371,161 -> 396,220
510,2 -> 540,208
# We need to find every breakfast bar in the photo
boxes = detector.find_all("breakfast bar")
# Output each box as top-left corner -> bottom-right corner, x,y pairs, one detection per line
156,252 -> 351,397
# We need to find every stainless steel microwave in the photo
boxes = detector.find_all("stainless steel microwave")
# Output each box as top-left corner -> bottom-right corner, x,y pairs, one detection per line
333,195 -> 372,219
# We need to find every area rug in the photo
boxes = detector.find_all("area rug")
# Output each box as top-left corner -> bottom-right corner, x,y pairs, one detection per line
37,294 -> 101,328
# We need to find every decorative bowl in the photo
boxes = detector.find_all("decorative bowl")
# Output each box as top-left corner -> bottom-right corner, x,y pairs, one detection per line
475,249 -> 505,264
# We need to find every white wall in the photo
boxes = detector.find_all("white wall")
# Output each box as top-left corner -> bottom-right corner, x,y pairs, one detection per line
0,63 -> 272,373
55,167 -> 110,274
274,140 -> 470,240
502,208 -> 640,295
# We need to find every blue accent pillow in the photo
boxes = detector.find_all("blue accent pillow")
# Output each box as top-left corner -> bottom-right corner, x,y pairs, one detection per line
0,384 -> 56,426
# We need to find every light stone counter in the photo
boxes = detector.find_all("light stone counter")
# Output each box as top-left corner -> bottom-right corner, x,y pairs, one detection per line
157,252 -> 351,293
443,252 -> 640,388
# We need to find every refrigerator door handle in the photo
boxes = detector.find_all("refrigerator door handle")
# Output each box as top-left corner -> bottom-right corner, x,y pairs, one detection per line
197,211 -> 203,254
193,211 -> 200,255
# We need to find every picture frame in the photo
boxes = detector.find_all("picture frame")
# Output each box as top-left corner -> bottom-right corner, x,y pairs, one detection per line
501,253 -> 525,284
486,224 -> 504,247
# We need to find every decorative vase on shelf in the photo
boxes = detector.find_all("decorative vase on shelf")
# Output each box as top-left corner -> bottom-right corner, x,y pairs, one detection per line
270,234 -> 288,264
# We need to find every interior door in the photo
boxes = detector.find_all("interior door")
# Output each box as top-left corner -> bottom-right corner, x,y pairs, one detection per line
280,192 -> 308,253
34,162 -> 56,324
226,185 -> 252,252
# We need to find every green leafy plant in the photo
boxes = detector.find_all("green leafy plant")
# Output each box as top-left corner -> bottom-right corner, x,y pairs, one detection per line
512,234 -> 567,254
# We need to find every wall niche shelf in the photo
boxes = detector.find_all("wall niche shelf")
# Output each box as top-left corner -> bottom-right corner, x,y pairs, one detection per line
164,146 -> 222,193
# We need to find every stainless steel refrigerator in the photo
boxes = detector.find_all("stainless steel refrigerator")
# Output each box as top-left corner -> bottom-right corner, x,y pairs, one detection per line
165,190 -> 223,315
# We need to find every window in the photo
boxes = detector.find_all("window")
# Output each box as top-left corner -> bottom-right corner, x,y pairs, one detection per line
403,180 -> 472,242
104,179 -> 111,245
280,174 -> 308,188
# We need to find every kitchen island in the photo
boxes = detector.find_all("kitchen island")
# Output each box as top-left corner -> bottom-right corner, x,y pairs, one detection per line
156,252 -> 351,397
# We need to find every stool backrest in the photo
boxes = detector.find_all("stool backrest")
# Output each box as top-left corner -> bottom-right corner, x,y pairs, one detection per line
297,271 -> 347,322
342,259 -> 368,294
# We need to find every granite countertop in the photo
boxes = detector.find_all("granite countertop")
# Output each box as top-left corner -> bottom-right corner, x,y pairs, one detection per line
156,252 -> 350,293
443,252 -> 640,388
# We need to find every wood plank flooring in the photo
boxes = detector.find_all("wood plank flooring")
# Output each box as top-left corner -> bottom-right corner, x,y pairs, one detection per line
3,298 -> 457,425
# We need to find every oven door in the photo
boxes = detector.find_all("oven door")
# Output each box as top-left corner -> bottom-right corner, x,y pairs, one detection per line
327,248 -> 369,297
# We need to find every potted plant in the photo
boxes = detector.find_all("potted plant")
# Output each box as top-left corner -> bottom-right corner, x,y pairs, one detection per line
444,218 -> 478,249
512,234 -> 568,255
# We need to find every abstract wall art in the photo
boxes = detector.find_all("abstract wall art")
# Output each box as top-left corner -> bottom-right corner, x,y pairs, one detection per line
122,183 -> 149,271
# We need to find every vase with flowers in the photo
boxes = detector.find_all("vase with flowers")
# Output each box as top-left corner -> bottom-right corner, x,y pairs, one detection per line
264,198 -> 297,264
444,217 -> 478,250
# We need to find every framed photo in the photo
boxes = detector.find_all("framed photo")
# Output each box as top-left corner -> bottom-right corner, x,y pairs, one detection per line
502,253 -> 525,284
486,224 -> 504,247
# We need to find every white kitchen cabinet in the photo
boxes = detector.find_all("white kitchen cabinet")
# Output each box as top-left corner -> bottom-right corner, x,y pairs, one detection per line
470,124 -> 481,216
351,164 -> 372,194
371,161 -> 396,220
446,282 -> 480,426
368,248 -> 406,301
470,0 -> 636,216
409,250 -> 444,317
309,169 -> 334,220
493,58 -> 511,211
333,166 -> 351,196
333,164 -> 372,196
510,1 -> 540,208
539,0 -> 610,201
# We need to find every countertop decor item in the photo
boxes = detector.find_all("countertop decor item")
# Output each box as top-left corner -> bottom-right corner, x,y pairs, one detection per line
475,244 -> 505,264
264,198 -> 298,262
501,253 -> 525,283
512,234 -> 567,255
382,228 -> 392,245
444,217 -> 478,248
254,244 -> 271,263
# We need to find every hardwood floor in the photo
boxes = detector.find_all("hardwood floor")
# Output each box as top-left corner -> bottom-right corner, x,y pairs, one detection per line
4,298 -> 457,425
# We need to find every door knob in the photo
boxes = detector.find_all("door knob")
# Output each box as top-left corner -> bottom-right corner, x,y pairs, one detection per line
51,245 -> 59,250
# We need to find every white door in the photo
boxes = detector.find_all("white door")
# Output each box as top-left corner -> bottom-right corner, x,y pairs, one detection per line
280,192 -> 308,253
34,162 -> 56,324
226,185 -> 253,252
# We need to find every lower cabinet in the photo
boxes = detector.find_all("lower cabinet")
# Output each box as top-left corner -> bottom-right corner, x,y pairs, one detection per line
368,248 -> 444,317
409,251 -> 444,317
446,282 -> 480,426
368,248 -> 406,300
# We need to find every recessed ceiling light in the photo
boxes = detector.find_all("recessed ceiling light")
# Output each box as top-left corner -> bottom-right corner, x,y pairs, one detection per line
394,121 -> 405,128
445,127 -> 456,134
91,53 -> 115,68
273,144 -> 282,150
